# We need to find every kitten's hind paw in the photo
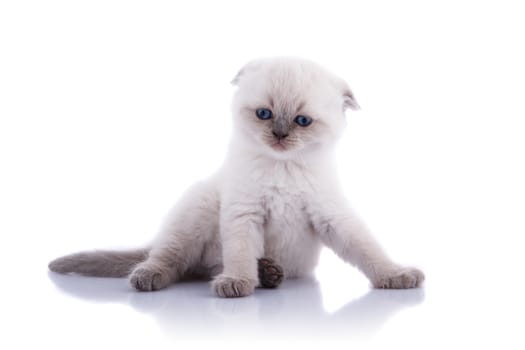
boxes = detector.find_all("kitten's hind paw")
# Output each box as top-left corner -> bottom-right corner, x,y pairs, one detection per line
212,274 -> 256,298
258,257 -> 284,288
129,265 -> 172,292
373,267 -> 425,289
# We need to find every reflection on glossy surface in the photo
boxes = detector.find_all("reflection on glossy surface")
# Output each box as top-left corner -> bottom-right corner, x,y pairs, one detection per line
48,271 -> 424,341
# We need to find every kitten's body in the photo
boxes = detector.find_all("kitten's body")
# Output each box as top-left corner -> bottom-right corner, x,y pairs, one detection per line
50,57 -> 424,297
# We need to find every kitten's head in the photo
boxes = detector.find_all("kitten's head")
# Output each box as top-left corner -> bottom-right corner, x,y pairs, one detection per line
231,57 -> 359,158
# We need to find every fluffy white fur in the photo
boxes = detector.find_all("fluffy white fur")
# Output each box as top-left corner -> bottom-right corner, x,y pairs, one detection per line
49,57 -> 424,297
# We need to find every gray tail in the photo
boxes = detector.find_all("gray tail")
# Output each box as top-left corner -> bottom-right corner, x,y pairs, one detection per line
48,248 -> 149,277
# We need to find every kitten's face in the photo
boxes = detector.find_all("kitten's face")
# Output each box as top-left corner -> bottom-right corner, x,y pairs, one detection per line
231,58 -> 358,158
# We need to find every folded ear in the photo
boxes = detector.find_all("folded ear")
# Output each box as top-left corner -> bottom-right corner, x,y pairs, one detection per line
231,59 -> 263,85
230,67 -> 244,85
343,88 -> 360,111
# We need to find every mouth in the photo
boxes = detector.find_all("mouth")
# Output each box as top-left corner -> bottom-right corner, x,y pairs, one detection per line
270,140 -> 288,151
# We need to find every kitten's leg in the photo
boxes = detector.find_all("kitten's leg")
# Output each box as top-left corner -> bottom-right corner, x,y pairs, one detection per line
310,198 -> 424,289
211,200 -> 265,298
129,245 -> 183,292
130,181 -> 220,291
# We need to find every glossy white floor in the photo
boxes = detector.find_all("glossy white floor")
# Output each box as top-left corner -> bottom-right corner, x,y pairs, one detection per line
1,1 -> 524,349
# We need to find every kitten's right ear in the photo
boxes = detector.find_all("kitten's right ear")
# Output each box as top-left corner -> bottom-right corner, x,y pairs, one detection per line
231,68 -> 244,85
231,59 -> 260,85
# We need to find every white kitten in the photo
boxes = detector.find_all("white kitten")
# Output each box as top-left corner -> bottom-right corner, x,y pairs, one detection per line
49,57 -> 424,297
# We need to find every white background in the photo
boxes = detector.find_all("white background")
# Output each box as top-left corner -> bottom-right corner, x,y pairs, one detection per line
1,0 -> 524,348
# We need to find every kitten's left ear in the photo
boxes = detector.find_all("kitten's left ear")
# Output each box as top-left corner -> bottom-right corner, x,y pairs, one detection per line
343,88 -> 360,111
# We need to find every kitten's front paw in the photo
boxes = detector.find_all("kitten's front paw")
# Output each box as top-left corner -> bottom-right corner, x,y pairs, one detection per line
212,274 -> 256,298
129,265 -> 172,292
373,267 -> 425,289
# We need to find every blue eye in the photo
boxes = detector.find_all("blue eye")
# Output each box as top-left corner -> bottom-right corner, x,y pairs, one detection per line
256,108 -> 272,120
294,115 -> 312,127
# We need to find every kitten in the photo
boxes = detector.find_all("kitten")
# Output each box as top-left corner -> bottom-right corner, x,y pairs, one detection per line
49,57 -> 424,297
